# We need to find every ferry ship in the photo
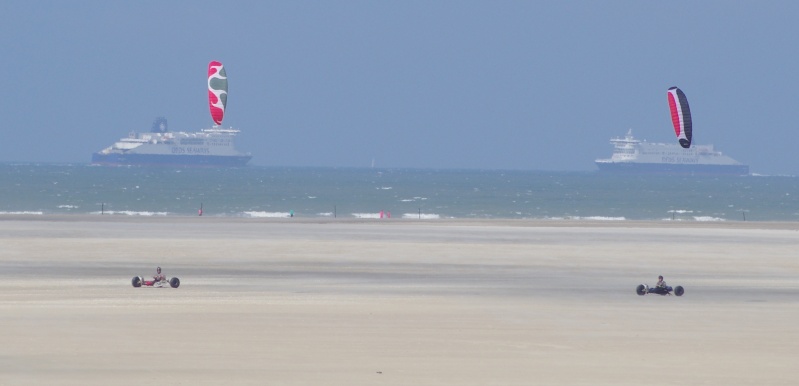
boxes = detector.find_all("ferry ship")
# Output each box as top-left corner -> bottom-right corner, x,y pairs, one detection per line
595,130 -> 749,175
91,117 -> 252,167
92,61 -> 251,167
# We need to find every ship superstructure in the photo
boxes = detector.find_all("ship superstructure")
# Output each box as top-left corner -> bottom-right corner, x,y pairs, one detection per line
92,118 -> 251,166
595,130 -> 748,175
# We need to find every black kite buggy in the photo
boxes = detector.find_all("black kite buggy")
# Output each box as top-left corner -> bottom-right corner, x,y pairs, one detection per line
636,283 -> 684,296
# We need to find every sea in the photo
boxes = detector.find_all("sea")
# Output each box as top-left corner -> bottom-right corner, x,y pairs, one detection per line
1,163 -> 797,221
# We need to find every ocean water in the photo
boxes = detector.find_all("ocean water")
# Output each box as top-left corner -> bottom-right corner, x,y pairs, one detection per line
1,163 -> 797,221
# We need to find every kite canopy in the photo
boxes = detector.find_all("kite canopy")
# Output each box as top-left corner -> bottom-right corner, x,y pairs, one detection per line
667,86 -> 692,149
208,61 -> 228,125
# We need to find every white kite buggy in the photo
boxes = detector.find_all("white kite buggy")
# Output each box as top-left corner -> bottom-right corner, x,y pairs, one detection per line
132,276 -> 180,288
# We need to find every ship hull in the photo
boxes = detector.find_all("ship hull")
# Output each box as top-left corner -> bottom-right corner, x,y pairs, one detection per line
92,152 -> 252,167
596,161 -> 749,175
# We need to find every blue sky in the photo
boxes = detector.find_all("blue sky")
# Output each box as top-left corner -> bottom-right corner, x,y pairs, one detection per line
2,1 -> 797,174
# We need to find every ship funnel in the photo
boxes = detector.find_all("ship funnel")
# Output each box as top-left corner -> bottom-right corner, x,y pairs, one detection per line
151,117 -> 168,133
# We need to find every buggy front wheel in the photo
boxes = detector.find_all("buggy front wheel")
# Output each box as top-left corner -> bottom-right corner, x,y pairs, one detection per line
674,286 -> 684,296
636,284 -> 646,296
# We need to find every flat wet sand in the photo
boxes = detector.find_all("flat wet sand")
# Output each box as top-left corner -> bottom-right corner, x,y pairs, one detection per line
1,216 -> 798,385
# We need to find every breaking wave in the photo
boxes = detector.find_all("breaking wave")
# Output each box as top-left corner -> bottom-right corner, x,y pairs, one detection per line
90,210 -> 168,216
241,211 -> 292,218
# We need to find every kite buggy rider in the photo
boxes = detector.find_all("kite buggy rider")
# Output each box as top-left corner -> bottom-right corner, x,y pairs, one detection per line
153,267 -> 166,283
131,267 -> 180,288
636,275 -> 683,296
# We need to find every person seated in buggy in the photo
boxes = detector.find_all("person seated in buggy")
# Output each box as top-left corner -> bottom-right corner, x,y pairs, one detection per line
147,267 -> 166,285
649,275 -> 673,295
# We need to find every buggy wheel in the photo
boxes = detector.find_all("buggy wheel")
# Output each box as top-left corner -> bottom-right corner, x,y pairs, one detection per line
674,286 -> 684,296
132,276 -> 141,288
636,284 -> 646,296
169,277 -> 180,288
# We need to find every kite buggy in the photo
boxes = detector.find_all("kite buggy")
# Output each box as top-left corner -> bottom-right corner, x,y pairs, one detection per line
132,275 -> 180,288
636,284 -> 684,296
131,267 -> 180,288
636,275 -> 683,296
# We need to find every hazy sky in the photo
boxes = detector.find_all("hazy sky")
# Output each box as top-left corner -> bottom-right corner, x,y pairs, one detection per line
3,1 -> 797,174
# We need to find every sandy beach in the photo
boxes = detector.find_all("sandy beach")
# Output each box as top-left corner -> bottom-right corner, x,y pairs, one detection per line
1,216 -> 798,385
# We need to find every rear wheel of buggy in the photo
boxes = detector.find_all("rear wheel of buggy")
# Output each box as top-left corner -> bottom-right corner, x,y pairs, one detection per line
636,284 -> 646,296
131,276 -> 141,288
170,277 -> 180,288
674,286 -> 684,296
